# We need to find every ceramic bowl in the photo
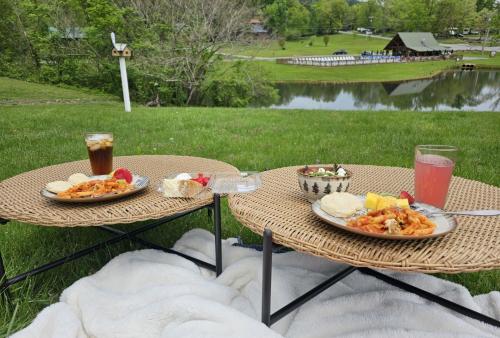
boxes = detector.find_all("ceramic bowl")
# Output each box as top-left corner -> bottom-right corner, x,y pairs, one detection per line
297,166 -> 352,202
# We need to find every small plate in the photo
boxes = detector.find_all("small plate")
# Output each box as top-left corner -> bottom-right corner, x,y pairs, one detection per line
210,172 -> 261,194
41,175 -> 149,203
312,195 -> 457,240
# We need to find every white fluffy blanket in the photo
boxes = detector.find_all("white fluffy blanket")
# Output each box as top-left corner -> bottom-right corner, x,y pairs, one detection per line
12,229 -> 500,338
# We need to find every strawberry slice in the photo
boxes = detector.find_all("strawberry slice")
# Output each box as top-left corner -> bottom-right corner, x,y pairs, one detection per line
399,191 -> 415,205
112,168 -> 133,184
191,173 -> 210,187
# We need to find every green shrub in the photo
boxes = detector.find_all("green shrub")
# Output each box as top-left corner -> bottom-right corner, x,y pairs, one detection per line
200,61 -> 279,107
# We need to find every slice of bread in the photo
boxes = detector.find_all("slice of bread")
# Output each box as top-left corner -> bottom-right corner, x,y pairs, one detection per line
162,179 -> 204,198
46,181 -> 73,194
320,192 -> 363,218
178,180 -> 204,198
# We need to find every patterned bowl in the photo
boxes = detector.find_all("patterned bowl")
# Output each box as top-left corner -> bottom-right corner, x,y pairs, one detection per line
297,166 -> 352,202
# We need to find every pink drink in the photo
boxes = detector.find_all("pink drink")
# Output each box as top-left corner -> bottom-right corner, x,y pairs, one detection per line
415,154 -> 455,208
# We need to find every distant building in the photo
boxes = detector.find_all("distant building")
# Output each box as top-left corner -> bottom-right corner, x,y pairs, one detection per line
249,19 -> 269,37
384,32 -> 445,57
383,79 -> 434,96
48,27 -> 86,40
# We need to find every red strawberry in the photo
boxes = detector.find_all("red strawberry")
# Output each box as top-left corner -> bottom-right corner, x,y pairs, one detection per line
113,168 -> 133,184
191,173 -> 210,187
399,191 -> 415,205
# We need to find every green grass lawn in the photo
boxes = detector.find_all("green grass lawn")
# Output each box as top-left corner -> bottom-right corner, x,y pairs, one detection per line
249,60 -> 459,83
0,77 -> 117,104
225,34 -> 387,58
235,53 -> 499,83
0,80 -> 499,335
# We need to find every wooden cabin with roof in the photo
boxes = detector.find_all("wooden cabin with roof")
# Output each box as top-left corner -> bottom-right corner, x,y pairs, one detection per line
384,32 -> 446,57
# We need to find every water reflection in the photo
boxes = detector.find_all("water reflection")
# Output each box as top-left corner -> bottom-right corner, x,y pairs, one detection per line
266,70 -> 499,111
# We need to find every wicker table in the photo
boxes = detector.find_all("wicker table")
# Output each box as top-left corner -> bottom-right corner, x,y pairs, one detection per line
0,155 -> 238,291
228,165 -> 500,328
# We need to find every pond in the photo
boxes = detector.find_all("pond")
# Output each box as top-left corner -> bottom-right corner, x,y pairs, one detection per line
263,70 -> 499,112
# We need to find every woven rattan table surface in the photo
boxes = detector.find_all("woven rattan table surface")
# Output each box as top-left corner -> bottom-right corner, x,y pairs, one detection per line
229,165 -> 500,273
0,155 -> 237,227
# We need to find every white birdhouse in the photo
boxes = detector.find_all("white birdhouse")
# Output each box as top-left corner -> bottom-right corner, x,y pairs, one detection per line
111,32 -> 131,112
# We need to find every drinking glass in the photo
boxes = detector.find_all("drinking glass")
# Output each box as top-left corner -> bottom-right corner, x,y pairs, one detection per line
85,132 -> 113,175
414,145 -> 458,209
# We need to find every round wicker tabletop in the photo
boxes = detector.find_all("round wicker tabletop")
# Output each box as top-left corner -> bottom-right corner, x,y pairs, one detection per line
0,155 -> 238,227
228,165 -> 500,273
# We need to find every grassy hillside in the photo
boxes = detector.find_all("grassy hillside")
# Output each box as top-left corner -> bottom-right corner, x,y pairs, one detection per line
0,77 -> 118,104
0,79 -> 499,335
229,53 -> 499,83
225,34 -> 387,58
254,60 -> 459,83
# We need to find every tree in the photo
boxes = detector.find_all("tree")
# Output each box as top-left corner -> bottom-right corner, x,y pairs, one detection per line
313,0 -> 349,34
264,0 -> 311,39
476,0 -> 496,11
386,0 -> 434,32
354,0 -> 384,32
127,0 -> 253,104
286,0 -> 311,39
278,38 -> 286,49
433,0 -> 477,35
264,0 -> 288,36
323,35 -> 330,46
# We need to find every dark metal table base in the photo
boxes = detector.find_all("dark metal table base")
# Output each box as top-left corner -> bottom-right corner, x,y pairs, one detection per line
261,228 -> 500,328
0,194 -> 223,294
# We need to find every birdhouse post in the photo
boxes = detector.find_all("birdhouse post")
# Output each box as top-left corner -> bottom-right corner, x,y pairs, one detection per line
111,32 -> 132,112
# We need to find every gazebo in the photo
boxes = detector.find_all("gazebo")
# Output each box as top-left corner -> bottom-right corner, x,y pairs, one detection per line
384,32 -> 445,57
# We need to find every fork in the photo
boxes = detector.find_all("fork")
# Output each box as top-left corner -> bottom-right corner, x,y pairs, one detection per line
421,209 -> 500,217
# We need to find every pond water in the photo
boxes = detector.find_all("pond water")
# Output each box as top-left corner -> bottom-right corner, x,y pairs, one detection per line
264,70 -> 499,112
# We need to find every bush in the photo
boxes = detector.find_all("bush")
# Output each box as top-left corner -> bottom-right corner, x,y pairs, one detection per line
278,39 -> 286,50
323,35 -> 330,46
200,61 -> 279,107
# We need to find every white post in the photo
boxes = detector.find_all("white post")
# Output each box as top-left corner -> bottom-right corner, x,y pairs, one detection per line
119,56 -> 131,112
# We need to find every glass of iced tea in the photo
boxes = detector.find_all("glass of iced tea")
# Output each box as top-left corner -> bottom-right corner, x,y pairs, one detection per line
414,145 -> 458,209
85,132 -> 113,175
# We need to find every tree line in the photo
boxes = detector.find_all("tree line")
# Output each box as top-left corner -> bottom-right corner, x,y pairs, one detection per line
258,0 -> 500,39
0,0 -> 277,107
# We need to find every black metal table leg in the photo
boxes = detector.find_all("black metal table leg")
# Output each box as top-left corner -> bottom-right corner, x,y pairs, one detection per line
262,228 -> 273,326
0,206 -> 209,292
270,266 -> 356,325
98,225 -> 217,271
359,267 -> 500,328
0,249 -> 6,293
214,194 -> 223,276
0,218 -> 9,295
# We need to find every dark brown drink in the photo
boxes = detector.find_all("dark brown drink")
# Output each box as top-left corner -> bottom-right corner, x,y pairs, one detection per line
85,133 -> 113,175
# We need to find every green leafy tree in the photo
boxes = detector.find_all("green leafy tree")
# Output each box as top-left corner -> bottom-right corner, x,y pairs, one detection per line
386,0 -> 434,32
323,35 -> 330,46
312,0 -> 349,34
264,0 -> 311,39
278,38 -> 286,49
433,0 -> 477,35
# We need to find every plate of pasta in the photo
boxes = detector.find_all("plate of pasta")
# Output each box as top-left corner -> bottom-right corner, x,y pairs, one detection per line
312,195 -> 457,240
41,174 -> 149,203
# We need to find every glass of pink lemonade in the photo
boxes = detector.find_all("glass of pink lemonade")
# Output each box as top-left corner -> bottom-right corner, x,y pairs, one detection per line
414,145 -> 458,209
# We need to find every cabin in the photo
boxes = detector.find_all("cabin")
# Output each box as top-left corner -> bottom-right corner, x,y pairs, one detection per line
384,32 -> 445,57
249,19 -> 269,38
382,79 -> 433,97
48,27 -> 86,40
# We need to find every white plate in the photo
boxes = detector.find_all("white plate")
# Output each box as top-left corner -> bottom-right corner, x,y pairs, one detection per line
41,175 -> 149,203
312,195 -> 457,240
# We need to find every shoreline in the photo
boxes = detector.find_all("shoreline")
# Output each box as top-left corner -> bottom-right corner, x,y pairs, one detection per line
270,64 -> 499,85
